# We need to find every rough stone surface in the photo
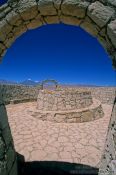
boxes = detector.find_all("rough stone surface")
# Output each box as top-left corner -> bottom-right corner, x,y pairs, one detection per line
100,0 -> 116,7
0,93 -> 17,175
0,84 -> 40,104
61,0 -> 90,18
36,88 -> 105,123
37,89 -> 93,111
0,84 -> 115,105
88,1 -> 115,28
33,99 -> 104,123
38,0 -> 57,16
81,16 -> 100,36
14,0 -> 38,21
60,15 -> 81,26
107,19 -> 116,48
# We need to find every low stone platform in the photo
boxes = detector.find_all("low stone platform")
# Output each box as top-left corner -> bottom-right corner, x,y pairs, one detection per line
37,89 -> 93,111
10,98 -> 36,104
32,99 -> 104,123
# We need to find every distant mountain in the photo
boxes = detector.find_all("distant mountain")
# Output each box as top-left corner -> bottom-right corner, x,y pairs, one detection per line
0,79 -> 40,86
61,84 -> 100,87
0,79 -> 18,85
0,79 -> 115,87
20,79 -> 40,86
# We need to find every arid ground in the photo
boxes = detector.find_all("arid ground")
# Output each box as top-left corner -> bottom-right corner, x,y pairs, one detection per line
6,101 -> 113,169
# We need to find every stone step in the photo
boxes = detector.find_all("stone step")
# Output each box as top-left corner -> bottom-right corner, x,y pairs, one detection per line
31,99 -> 104,123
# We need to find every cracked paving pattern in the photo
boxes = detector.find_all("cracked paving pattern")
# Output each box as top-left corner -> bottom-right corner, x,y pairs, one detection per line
6,102 -> 113,168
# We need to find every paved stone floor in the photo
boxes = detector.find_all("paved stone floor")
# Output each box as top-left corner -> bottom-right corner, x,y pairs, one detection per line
6,102 -> 113,168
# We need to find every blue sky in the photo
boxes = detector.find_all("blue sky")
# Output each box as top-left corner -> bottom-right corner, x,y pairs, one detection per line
0,0 -> 7,5
0,1 -> 116,86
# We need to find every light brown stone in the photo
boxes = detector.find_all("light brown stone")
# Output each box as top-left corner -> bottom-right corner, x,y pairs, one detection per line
88,1 -> 115,28
61,0 -> 90,18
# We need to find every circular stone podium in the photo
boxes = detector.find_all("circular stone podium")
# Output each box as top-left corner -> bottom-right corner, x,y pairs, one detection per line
37,89 -> 93,111
34,87 -> 104,123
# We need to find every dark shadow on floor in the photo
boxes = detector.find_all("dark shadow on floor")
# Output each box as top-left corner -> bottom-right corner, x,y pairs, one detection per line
17,153 -> 99,175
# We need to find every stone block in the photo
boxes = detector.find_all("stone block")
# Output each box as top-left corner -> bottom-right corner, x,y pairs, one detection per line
81,17 -> 100,37
6,10 -> 22,26
107,20 -> 116,48
38,0 -> 57,16
26,15 -> 43,29
4,33 -> 15,48
44,16 -> 59,24
54,114 -> 66,122
100,0 -> 116,7
15,0 -> 38,21
81,111 -> 93,122
13,23 -> 27,38
0,105 -> 9,130
60,15 -> 81,26
66,118 -> 77,123
88,1 -> 115,28
0,20 -> 12,42
61,0 -> 90,18
76,117 -> 81,123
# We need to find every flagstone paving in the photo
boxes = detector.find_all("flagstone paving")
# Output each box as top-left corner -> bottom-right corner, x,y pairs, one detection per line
6,102 -> 113,168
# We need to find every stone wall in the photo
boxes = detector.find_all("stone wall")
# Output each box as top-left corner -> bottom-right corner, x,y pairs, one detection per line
80,87 -> 116,105
61,87 -> 116,105
0,84 -> 40,104
0,84 -> 115,105
99,97 -> 116,175
33,99 -> 104,123
37,89 -> 93,111
0,93 -> 17,175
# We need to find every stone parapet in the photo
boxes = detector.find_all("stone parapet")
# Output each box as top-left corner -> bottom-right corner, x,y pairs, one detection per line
37,89 -> 93,111
33,98 -> 104,123
0,84 -> 40,104
0,85 -> 115,105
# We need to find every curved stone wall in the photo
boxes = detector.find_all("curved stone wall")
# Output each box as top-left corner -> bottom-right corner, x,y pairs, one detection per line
0,93 -> 17,175
37,89 -> 93,111
0,84 -> 40,104
0,84 -> 115,105
33,99 -> 104,123
0,0 -> 116,68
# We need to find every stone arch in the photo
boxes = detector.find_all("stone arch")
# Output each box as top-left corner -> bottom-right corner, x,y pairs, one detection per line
0,0 -> 116,68
41,79 -> 58,90
0,1 -> 116,175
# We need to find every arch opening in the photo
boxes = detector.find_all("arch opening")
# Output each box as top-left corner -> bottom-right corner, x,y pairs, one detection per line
0,1 -> 116,175
0,0 -> 116,68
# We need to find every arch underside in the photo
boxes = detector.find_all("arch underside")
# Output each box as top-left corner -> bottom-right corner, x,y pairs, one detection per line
41,79 -> 58,89
0,0 -> 116,68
